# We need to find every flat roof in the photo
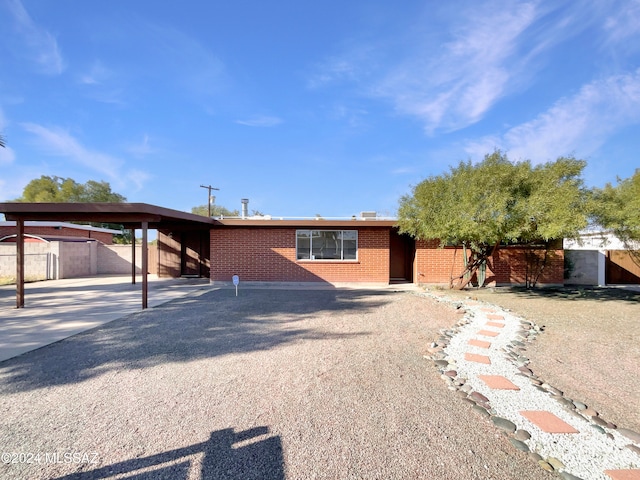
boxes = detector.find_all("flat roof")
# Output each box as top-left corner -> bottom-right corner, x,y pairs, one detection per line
0,203 -> 399,230
213,218 -> 397,228
0,203 -> 214,230
0,203 -> 214,310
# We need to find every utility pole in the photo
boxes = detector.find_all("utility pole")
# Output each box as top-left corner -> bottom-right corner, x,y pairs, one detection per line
200,184 -> 220,218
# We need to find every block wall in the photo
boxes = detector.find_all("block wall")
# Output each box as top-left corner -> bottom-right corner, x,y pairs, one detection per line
97,244 -> 143,274
210,227 -> 390,283
59,242 -> 96,278
415,240 -> 564,286
0,243 -> 52,280
1,241 -> 155,280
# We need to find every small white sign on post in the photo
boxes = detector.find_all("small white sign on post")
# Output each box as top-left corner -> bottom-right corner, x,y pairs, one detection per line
232,275 -> 239,296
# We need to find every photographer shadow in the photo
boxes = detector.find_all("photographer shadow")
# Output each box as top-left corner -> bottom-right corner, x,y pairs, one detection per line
52,426 -> 284,480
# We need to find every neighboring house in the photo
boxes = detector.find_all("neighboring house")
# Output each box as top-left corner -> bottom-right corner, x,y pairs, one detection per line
0,221 -> 119,245
564,231 -> 640,285
0,221 -> 149,280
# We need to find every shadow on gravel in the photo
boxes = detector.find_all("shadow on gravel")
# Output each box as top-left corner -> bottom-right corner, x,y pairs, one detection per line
0,289 -> 392,392
486,285 -> 640,304
51,426 -> 284,480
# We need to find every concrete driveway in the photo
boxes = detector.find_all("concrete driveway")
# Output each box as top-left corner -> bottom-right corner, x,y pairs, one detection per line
0,275 -> 212,362
0,285 -> 551,480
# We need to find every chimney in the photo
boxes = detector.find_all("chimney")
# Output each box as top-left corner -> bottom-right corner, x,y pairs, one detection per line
241,198 -> 249,219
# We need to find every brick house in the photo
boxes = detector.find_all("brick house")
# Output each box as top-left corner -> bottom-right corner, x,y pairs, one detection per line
0,204 -> 564,289
208,217 -> 564,287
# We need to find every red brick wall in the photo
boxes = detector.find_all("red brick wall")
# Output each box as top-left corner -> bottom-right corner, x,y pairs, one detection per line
415,240 -> 564,286
210,227 -> 390,283
0,226 -> 114,244
210,227 -> 564,286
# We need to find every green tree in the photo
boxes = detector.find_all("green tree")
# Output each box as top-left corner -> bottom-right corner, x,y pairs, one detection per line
15,176 -> 126,203
81,180 -> 127,202
397,151 -> 588,289
15,175 -> 131,243
191,197 -> 239,218
592,169 -> 640,247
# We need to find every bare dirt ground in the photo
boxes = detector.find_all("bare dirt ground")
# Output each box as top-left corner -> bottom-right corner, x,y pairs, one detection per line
0,288 -> 552,480
443,285 -> 640,434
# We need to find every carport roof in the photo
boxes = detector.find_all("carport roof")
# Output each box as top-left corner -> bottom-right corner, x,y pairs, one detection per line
0,202 -> 215,230
0,202 -> 214,310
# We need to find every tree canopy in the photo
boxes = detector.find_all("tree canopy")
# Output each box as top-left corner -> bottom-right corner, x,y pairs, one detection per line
397,151 -> 589,288
191,197 -> 239,218
13,175 -> 130,243
15,176 -> 127,203
592,169 -> 640,247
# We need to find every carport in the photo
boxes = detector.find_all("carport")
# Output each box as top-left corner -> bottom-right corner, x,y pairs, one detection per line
0,203 -> 214,309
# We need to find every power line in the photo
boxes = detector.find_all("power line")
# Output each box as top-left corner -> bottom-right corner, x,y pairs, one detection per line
200,184 -> 220,218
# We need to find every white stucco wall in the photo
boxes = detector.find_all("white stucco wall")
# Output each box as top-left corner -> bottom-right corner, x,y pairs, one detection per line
564,231 -> 638,285
564,232 -> 636,250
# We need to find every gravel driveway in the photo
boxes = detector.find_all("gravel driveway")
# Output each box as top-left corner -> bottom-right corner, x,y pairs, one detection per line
0,287 -> 550,479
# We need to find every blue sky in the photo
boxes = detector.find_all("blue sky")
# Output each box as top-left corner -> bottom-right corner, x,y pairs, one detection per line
1,0 -> 639,218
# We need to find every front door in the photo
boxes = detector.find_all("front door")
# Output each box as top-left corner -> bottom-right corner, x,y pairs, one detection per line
181,233 -> 202,277
389,230 -> 415,282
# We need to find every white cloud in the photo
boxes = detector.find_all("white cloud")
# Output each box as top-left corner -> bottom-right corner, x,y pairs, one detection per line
5,0 -> 64,75
308,1 -> 631,136
21,123 -> 125,180
330,104 -> 370,128
126,134 -> 155,158
78,60 -> 112,86
465,69 -> 640,163
603,0 -> 640,45
375,1 -> 539,133
307,46 -> 376,89
308,1 -> 557,133
125,169 -> 151,192
235,116 -> 283,127
75,61 -> 128,106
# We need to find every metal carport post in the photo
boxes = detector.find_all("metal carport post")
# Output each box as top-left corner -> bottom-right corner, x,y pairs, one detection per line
16,219 -> 24,308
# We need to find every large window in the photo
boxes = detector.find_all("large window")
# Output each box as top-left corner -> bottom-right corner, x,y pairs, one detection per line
296,230 -> 357,261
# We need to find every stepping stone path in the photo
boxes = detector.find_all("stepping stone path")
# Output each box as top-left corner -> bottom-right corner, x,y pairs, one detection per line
424,292 -> 640,480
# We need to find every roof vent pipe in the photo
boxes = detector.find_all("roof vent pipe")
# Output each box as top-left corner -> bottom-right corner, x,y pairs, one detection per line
241,198 -> 249,219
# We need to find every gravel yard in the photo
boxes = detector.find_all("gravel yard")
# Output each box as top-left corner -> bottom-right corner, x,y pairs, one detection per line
0,287 -> 551,480
443,286 -> 640,434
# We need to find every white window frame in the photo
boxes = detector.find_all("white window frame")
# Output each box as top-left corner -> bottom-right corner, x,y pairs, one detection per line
296,230 -> 358,261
